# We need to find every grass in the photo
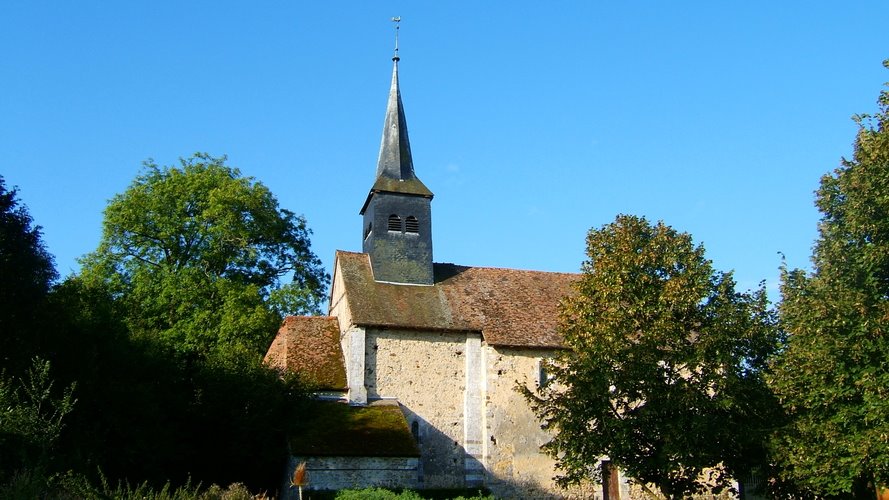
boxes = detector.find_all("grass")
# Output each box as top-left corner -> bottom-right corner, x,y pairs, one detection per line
306,487 -> 495,500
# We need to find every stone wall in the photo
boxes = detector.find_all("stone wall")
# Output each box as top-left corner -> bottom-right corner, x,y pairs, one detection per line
365,328 -> 472,489
361,331 -> 582,496
330,263 -> 367,403
281,455 -> 419,498
483,346 -> 566,498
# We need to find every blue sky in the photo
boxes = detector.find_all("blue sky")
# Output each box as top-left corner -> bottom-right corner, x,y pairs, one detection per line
2,2 -> 888,299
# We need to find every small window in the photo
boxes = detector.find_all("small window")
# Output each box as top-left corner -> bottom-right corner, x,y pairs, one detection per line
387,214 -> 402,232
538,359 -> 554,388
411,421 -> 420,443
364,222 -> 373,240
405,216 -> 419,234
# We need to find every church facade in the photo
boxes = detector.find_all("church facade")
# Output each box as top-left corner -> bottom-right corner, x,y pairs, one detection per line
265,52 -> 624,499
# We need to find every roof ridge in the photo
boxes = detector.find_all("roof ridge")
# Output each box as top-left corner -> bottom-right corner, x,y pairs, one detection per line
282,315 -> 337,322
435,261 -> 579,276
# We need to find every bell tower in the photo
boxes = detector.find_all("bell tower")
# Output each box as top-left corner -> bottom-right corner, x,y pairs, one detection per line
359,25 -> 434,285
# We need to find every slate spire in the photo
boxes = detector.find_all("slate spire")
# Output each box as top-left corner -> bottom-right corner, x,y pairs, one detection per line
364,54 -> 433,206
360,30 -> 435,285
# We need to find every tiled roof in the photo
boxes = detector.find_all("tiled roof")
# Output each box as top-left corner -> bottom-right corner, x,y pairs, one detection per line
336,251 -> 577,348
264,316 -> 347,391
290,400 -> 420,458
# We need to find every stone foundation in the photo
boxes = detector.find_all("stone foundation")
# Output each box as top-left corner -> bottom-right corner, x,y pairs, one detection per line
281,455 -> 419,497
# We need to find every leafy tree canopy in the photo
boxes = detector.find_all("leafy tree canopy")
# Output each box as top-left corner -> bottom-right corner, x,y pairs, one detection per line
80,153 -> 329,358
0,176 -> 57,373
528,215 -> 780,498
770,62 -> 889,496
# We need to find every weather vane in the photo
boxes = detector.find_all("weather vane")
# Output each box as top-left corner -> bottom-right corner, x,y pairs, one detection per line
391,16 -> 401,61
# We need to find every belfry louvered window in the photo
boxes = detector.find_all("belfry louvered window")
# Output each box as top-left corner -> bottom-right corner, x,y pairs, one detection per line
387,214 -> 402,232
405,216 -> 419,234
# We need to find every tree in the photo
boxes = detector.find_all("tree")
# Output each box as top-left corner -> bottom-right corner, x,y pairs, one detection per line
80,153 -> 329,358
769,63 -> 889,497
0,176 -> 57,374
33,277 -> 309,492
527,215 -> 781,498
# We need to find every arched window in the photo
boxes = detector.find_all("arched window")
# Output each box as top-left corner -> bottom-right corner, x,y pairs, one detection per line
405,216 -> 419,234
387,214 -> 402,232
411,420 -> 420,443
364,222 -> 372,240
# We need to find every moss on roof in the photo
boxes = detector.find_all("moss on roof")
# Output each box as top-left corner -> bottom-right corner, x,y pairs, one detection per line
290,400 -> 420,457
264,316 -> 347,391
371,177 -> 433,198
335,251 -> 578,348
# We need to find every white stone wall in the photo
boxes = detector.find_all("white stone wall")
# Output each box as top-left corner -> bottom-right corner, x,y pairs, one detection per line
365,328 -> 470,489
328,260 -> 351,328
484,346 -> 565,498
362,331 -> 573,496
330,262 -> 367,404
463,335 -> 485,487
281,455 -> 419,498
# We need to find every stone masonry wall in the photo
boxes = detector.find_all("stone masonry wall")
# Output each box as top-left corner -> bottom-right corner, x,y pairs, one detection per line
484,346 -> 565,498
330,263 -> 368,403
281,455 -> 419,498
365,328 -> 470,489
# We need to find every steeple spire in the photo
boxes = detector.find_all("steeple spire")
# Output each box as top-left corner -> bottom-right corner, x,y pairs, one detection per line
361,19 -> 432,214
359,19 -> 435,285
368,50 -> 431,198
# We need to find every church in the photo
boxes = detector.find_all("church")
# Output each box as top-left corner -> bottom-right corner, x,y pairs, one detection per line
265,46 -> 623,499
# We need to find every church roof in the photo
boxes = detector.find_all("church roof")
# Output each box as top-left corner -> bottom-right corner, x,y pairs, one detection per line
263,316 -> 347,391
335,250 -> 577,348
361,57 -> 432,215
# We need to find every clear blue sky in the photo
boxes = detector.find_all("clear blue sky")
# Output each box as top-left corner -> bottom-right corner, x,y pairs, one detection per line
2,2 -> 888,299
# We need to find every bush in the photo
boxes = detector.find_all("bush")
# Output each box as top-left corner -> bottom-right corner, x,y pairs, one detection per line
0,358 -> 75,482
333,488 -> 494,500
335,489 -> 425,500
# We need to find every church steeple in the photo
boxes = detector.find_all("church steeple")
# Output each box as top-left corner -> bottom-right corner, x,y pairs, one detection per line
361,49 -> 433,212
360,25 -> 435,285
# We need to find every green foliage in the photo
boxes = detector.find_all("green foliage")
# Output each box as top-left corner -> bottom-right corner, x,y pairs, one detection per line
335,488 -> 426,500
527,215 -> 781,498
50,283 -> 309,490
80,153 -> 329,357
0,358 -> 75,482
1,469 -> 263,500
95,478 -> 258,500
333,488 -> 494,500
325,488 -> 493,500
0,166 -> 315,494
770,62 -> 889,496
12,274 -> 307,493
449,493 -> 496,500
37,155 -> 324,492
0,176 -> 57,374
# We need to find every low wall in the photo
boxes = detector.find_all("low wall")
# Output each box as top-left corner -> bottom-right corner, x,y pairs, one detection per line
281,455 -> 419,497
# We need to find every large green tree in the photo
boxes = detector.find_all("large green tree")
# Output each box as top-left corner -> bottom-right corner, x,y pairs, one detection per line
80,153 -> 329,358
528,215 -> 781,498
0,176 -> 57,374
770,65 -> 889,496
